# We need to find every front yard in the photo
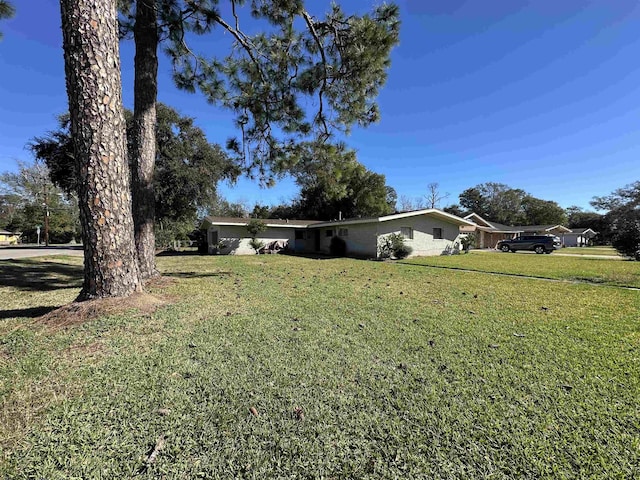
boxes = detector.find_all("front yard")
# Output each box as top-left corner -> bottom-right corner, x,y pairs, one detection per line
1,254 -> 639,478
403,249 -> 640,287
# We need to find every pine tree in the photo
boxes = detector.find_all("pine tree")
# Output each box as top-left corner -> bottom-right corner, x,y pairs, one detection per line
60,0 -> 141,299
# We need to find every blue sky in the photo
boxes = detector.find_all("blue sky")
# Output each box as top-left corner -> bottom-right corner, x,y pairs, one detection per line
1,0 -> 639,211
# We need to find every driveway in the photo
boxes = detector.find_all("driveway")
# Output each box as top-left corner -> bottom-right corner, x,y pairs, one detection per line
0,245 -> 83,260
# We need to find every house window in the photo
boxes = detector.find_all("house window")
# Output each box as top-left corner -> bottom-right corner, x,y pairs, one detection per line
338,228 -> 348,237
326,229 -> 333,237
433,227 -> 443,239
400,227 -> 413,240
295,230 -> 304,240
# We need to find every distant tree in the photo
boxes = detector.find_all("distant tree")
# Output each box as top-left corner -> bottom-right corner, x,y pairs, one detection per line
0,161 -> 80,244
399,195 -> 426,212
443,204 -> 466,217
458,187 -> 484,216
297,163 -> 394,220
251,204 -> 271,219
591,181 -> 640,255
459,183 -> 526,225
0,0 -> 14,39
520,196 -> 566,225
424,182 -> 449,209
591,181 -> 640,211
207,195 -> 248,218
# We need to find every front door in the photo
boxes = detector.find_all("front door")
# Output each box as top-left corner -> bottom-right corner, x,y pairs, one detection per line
314,230 -> 320,251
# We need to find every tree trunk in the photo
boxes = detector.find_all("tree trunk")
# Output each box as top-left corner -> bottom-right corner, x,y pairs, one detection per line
60,0 -> 141,299
131,0 -> 159,279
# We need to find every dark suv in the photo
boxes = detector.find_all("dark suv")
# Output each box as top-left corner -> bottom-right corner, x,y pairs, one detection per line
497,235 -> 558,254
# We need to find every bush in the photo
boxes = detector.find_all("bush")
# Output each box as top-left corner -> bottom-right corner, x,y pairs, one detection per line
460,233 -> 476,253
329,236 -> 347,256
249,237 -> 265,254
393,244 -> 413,259
610,208 -> 640,260
378,233 -> 412,259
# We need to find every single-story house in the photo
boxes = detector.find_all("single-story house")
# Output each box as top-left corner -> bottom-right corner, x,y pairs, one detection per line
459,213 -> 523,249
563,227 -> 598,247
0,229 -> 20,246
461,213 -> 573,247
201,209 -> 475,258
510,224 -> 573,245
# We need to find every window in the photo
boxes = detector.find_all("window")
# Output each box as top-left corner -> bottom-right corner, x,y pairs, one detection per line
326,229 -> 333,237
338,228 -> 349,237
295,230 -> 304,240
433,227 -> 443,239
400,227 -> 413,240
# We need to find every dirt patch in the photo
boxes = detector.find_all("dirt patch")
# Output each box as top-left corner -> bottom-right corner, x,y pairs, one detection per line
145,275 -> 178,290
35,292 -> 169,330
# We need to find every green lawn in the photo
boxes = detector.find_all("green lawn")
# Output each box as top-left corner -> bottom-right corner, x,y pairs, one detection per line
403,250 -> 640,287
1,254 -> 639,478
560,246 -> 620,256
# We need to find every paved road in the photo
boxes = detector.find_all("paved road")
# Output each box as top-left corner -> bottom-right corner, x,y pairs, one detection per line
0,246 -> 83,260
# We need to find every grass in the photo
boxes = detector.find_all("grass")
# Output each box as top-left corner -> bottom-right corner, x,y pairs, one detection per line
560,246 -> 620,256
403,250 -> 640,287
1,254 -> 639,478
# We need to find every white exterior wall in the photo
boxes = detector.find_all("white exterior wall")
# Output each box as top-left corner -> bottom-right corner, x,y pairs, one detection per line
563,233 -> 591,247
377,216 -> 464,257
313,225 -> 376,257
208,225 -> 298,255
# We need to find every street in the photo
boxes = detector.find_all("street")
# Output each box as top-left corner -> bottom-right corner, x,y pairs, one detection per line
0,245 -> 83,260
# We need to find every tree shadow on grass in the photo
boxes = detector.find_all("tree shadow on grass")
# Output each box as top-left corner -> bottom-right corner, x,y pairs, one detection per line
0,259 -> 83,292
164,271 -> 234,279
0,305 -> 59,320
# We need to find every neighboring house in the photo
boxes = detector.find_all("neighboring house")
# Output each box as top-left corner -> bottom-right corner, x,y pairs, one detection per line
510,224 -> 572,245
201,209 -> 475,258
461,214 -> 573,247
0,229 -> 20,245
563,228 -> 598,247
460,213 -> 523,249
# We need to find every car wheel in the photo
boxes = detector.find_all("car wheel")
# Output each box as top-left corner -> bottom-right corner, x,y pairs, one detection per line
534,245 -> 545,254
501,245 -> 510,252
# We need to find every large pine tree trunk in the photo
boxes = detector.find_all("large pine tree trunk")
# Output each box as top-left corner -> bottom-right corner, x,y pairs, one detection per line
131,0 -> 159,279
60,0 -> 141,299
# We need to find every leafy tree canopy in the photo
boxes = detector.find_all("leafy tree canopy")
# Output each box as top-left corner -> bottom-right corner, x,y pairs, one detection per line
118,1 -> 400,183
459,182 -> 566,226
589,181 -> 640,257
261,146 -> 396,220
0,0 -> 15,39
30,104 -> 239,236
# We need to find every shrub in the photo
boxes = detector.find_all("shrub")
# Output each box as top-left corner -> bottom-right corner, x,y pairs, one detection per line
330,236 -> 347,256
460,233 -> 476,253
378,233 -> 412,259
249,237 -> 265,254
393,244 -> 412,259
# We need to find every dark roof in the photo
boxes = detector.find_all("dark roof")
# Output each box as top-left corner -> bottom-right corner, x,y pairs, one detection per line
0,229 -> 15,235
203,216 -> 321,227
484,221 -> 522,232
511,224 -> 572,233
